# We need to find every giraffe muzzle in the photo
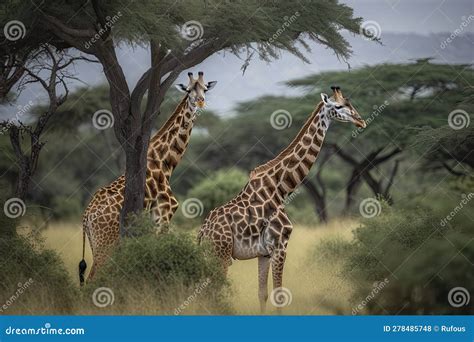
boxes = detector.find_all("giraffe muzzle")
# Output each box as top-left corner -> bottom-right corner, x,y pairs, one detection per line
354,118 -> 367,128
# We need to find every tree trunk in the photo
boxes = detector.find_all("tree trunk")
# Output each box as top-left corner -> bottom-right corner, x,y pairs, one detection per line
15,157 -> 32,201
119,134 -> 149,235
343,169 -> 364,214
302,179 -> 328,223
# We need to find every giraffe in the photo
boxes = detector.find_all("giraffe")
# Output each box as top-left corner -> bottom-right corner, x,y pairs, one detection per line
198,86 -> 366,311
79,72 -> 217,285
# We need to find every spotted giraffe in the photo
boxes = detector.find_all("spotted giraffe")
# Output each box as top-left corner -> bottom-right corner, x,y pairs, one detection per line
198,87 -> 366,311
79,72 -> 217,285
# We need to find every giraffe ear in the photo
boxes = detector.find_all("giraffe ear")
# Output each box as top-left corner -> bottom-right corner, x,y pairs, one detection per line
175,84 -> 189,93
205,81 -> 217,92
321,93 -> 329,104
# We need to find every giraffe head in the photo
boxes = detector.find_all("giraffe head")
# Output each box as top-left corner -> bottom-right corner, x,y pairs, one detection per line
321,86 -> 366,128
175,71 -> 217,109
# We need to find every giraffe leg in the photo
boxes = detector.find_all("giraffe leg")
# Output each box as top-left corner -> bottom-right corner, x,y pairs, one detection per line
85,224 -> 119,282
153,185 -> 178,234
270,248 -> 287,313
158,195 -> 179,233
258,256 -> 271,313
86,253 -> 104,282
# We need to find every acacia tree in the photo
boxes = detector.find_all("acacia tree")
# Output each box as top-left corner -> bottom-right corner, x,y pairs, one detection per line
3,0 -> 368,234
0,45 -> 94,200
288,60 -> 474,213
331,144 -> 401,211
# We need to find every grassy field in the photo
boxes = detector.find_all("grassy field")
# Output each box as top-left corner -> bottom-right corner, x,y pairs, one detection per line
40,219 -> 358,315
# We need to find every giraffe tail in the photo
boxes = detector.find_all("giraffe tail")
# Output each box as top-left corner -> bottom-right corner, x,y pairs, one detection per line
78,222 -> 87,286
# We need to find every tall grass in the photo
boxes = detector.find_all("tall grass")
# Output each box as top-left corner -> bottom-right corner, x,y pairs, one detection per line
0,219 -> 77,315
36,219 -> 357,315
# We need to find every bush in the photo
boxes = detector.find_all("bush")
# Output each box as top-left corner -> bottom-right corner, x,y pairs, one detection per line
343,199 -> 473,315
171,168 -> 248,228
313,235 -> 352,264
187,168 -> 248,215
89,230 -> 232,314
0,214 -> 78,314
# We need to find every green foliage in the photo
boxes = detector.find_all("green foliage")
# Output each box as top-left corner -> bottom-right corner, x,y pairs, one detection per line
0,228 -> 77,314
287,61 -> 474,146
30,129 -> 122,219
7,0 -> 367,61
41,85 -> 112,132
288,61 -> 473,100
123,210 -> 156,237
187,168 -> 248,215
51,195 -> 83,220
340,196 -> 473,314
313,235 -> 352,263
91,231 -> 231,314
285,198 -> 320,226
411,125 -> 474,176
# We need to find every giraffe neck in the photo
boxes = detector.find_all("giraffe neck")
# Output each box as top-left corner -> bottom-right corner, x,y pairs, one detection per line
147,95 -> 197,177
251,102 -> 331,202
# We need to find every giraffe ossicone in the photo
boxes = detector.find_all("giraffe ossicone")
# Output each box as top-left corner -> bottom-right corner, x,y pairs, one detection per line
79,72 -> 217,285
198,86 -> 366,312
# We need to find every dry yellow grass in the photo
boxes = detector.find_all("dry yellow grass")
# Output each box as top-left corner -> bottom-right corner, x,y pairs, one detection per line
41,221 -> 93,282
40,219 -> 358,315
228,219 -> 357,314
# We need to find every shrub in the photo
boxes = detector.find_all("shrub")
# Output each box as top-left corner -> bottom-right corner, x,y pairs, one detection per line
343,200 -> 473,315
187,168 -> 247,215
123,211 -> 156,236
313,235 -> 352,264
88,230 -> 232,314
0,216 -> 78,314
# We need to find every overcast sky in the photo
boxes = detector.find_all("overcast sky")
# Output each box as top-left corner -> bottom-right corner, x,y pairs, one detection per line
345,0 -> 473,34
2,0 -> 473,119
